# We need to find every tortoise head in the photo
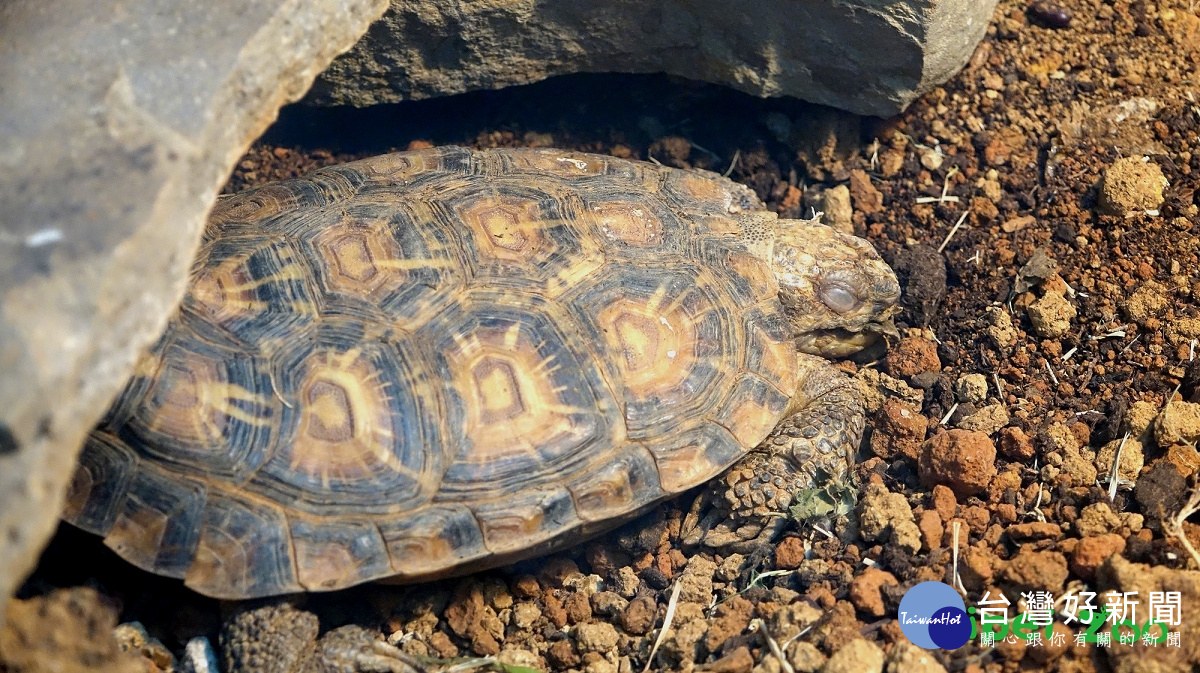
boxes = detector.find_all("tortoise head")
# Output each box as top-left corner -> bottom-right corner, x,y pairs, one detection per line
738,213 -> 901,358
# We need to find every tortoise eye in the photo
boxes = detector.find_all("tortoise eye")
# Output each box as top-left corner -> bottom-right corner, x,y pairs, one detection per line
819,281 -> 861,314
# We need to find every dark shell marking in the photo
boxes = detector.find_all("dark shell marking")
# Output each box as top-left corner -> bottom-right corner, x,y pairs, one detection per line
64,147 -> 798,598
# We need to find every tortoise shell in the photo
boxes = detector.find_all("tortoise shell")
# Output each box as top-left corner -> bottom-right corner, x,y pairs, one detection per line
64,147 -> 799,599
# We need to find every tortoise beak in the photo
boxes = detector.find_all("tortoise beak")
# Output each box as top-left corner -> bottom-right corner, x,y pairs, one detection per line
872,316 -> 901,348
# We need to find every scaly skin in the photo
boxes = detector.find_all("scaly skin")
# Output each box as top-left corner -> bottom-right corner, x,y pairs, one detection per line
221,603 -> 428,673
682,352 -> 867,550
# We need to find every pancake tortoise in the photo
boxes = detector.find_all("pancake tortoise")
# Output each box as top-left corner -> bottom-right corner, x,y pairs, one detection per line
63,146 -> 899,671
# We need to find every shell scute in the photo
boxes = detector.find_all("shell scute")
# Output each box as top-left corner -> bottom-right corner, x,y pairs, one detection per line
563,265 -> 737,438
300,200 -> 469,332
697,236 -> 781,307
583,197 -> 691,255
185,489 -> 300,599
288,514 -> 391,592
360,145 -> 474,185
116,326 -> 275,483
567,444 -> 662,522
470,486 -> 578,554
712,373 -> 793,450
491,148 -> 614,179
378,504 -> 487,579
741,308 -> 799,399
103,460 -> 208,580
439,182 -> 604,295
250,317 -> 442,516
418,290 -> 624,497
642,422 -> 745,494
185,233 -> 319,348
63,432 -> 138,535
208,166 -> 365,242
662,169 -> 762,218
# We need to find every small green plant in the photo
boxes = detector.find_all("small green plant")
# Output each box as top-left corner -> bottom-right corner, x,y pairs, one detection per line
788,473 -> 857,522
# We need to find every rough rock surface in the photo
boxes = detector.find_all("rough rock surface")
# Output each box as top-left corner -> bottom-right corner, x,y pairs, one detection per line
918,429 -> 997,496
823,638 -> 884,673
0,588 -> 141,673
1098,556 -> 1200,672
0,0 -> 389,625
306,0 -> 1000,117
858,483 -> 922,554
1097,156 -> 1169,215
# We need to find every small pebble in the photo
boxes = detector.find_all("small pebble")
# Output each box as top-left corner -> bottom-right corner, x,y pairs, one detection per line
115,621 -> 175,670
858,483 -> 922,553
677,555 -> 716,604
1097,156 -> 1168,216
886,640 -> 949,673
512,602 -> 542,630
1070,534 -> 1127,579
1026,291 -> 1075,338
613,566 -> 640,598
639,565 -> 670,590
774,536 -> 807,570
179,637 -> 219,673
918,429 -> 997,497
884,337 -> 941,379
498,647 -> 542,671
819,185 -> 854,234
849,169 -> 884,215
1154,400 -> 1200,446
574,622 -> 620,653
998,426 -> 1035,461
590,591 -> 629,618
848,568 -> 898,617
953,373 -> 989,403
715,553 -> 745,582
789,641 -> 827,673
1000,550 -> 1069,593
1028,1 -> 1071,29
563,573 -> 604,596
620,596 -> 658,635
824,638 -> 884,673
955,404 -> 1009,436
870,398 -> 927,461
984,307 -> 1018,348
1095,437 -> 1144,486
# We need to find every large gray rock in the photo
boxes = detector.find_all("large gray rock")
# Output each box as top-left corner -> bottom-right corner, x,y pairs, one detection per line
307,0 -> 999,117
0,0 -> 388,622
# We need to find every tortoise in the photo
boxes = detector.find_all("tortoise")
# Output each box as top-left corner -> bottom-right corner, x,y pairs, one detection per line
63,146 -> 898,669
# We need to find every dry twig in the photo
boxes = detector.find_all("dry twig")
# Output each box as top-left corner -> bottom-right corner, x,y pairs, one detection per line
1106,432 -> 1130,503
937,211 -> 970,253
641,580 -> 682,673
951,521 -> 966,595
723,149 -> 740,177
749,619 -> 796,673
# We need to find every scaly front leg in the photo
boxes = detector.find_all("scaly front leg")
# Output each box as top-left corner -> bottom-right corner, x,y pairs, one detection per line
683,353 -> 865,551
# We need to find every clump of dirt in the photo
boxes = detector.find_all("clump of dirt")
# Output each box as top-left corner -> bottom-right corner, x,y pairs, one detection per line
15,1 -> 1200,672
0,588 -> 143,673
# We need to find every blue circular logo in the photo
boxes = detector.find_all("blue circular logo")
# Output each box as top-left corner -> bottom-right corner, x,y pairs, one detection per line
897,581 -> 971,650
